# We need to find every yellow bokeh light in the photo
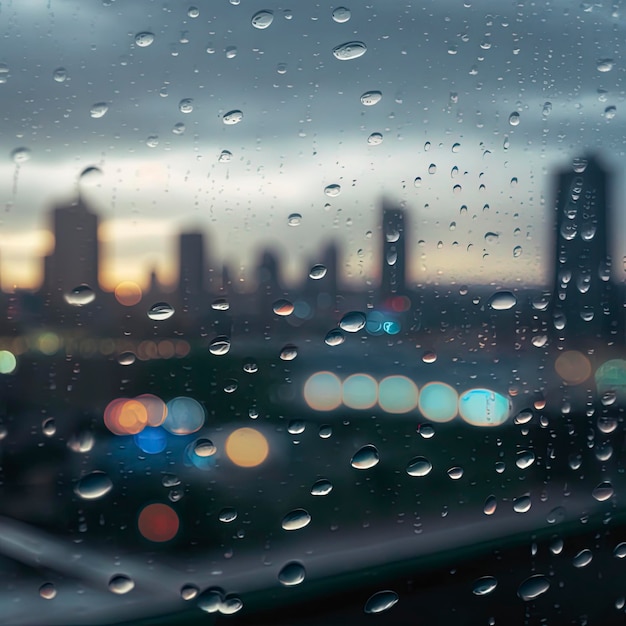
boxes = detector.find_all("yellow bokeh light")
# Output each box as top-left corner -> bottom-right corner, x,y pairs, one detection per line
225,428 -> 269,468
555,350 -> 592,385
114,281 -> 143,306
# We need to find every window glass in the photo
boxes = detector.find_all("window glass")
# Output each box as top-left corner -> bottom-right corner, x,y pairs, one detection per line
0,1 -> 624,624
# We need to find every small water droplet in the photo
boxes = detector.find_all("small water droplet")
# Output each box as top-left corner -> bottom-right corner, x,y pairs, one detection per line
592,481 -> 614,502
572,549 -> 593,568
281,508 -> 311,531
597,58 -> 614,72
209,336 -> 231,355
360,90 -> 382,106
251,10 -> 274,29
422,351 -> 437,364
273,299 -> 294,316
406,456 -> 432,477
219,597 -> 243,615
64,284 -> 96,307
42,417 -> 56,436
319,424 -> 333,439
418,424 -> 435,439
75,471 -> 113,500
197,588 -> 223,613
483,495 -> 497,515
428,163 -> 437,174
546,506 -> 566,524
513,495 -> 531,513
187,6 -> 200,18
488,291 -> 517,311
11,147 -> 32,164
324,183 -> 341,197
67,431 -> 95,453
218,507 -> 238,523
223,110 -> 243,125
39,582 -> 57,600
179,98 -> 194,113
146,135 -> 159,148
309,264 -> 327,279
604,105 -> 617,119
614,542 -> 626,558
276,62 -> 288,74
218,149 -> 232,162
513,245 -> 523,258
517,574 -> 550,601
90,102 -> 109,118
53,67 -> 68,82
413,177 -> 422,187
288,420 -> 305,435
173,122 -> 186,135
288,213 -> 302,226
484,231 -> 499,243
181,584 -> 199,600
367,132 -> 383,145
332,41 -> 367,60
325,329 -> 345,346
243,360 -> 258,374
279,345 -> 298,361
278,561 -> 306,586
332,6 -> 351,22
212,298 -> 230,311
447,466 -> 464,480
364,590 -> 399,614
147,302 -> 175,321
193,438 -> 216,457
339,311 -> 366,332
351,444 -> 380,469
508,112 -> 520,126
135,32 -> 155,47
516,450 -> 535,470
311,478 -> 333,496
472,576 -> 498,596
225,46 -> 238,59
108,574 -> 135,595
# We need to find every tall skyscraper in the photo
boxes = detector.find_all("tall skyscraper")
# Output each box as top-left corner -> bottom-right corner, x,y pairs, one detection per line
179,231 -> 206,304
380,202 -> 407,295
549,155 -> 620,342
43,196 -> 99,297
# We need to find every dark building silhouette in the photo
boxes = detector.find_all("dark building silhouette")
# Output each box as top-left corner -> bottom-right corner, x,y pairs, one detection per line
380,202 -> 408,296
42,196 -> 100,298
549,155 -> 621,343
178,231 -> 206,304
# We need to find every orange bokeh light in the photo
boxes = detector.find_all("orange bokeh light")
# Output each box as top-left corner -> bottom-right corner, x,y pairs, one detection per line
114,281 -> 143,306
103,397 -> 149,435
138,503 -> 179,542
136,393 -> 168,427
555,350 -> 592,385
225,428 -> 269,468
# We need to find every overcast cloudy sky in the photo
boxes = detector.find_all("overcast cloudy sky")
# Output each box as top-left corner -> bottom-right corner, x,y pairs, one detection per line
0,0 -> 624,291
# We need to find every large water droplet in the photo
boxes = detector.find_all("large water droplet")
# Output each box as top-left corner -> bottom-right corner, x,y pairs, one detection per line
147,302 -> 175,321
135,32 -> 155,47
592,481 -> 614,502
53,67 -> 68,83
39,582 -> 57,600
279,345 -> 298,361
180,584 -> 199,600
597,58 -> 614,72
108,574 -> 135,595
339,311 -> 366,332
367,132 -> 383,145
360,90 -> 382,106
472,576 -> 498,596
288,213 -> 302,226
517,574 -> 550,601
74,471 -> 113,500
324,183 -> 341,197
332,6 -> 351,22
179,98 -> 194,113
193,438 -> 216,457
251,10 -> 274,29
332,41 -> 367,60
218,507 -> 238,523
90,102 -> 109,118
351,444 -> 380,469
447,466 -> 464,480
64,284 -> 96,307
488,290 -> 517,311
572,549 -> 593,568
281,508 -> 311,531
483,495 -> 497,515
513,495 -> 531,513
209,336 -> 231,355
309,264 -> 327,279
406,456 -> 432,477
613,542 -> 626,559
325,329 -> 345,346
364,590 -> 399,614
223,110 -> 243,125
273,299 -> 294,316
11,147 -> 32,164
219,597 -> 243,615
604,105 -> 617,119
508,112 -> 520,126
197,588 -> 223,613
516,450 -> 535,469
278,561 -> 306,586
212,298 -> 230,311
311,478 -> 333,496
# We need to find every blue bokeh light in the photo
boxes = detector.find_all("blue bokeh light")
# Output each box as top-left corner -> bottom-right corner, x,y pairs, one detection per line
134,426 -> 168,454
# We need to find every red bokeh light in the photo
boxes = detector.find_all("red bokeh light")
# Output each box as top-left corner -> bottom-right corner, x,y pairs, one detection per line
138,503 -> 179,542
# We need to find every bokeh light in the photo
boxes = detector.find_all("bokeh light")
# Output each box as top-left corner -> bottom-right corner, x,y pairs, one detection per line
134,426 -> 167,454
342,373 -> 378,410
225,428 -> 269,467
554,350 -> 592,385
378,376 -> 419,413
458,388 -> 511,427
163,397 -> 205,435
114,281 -> 143,306
138,503 -> 179,542
104,397 -> 148,435
418,382 -> 458,422
595,359 -> 626,399
303,372 -> 342,411
136,393 -> 168,426
0,350 -> 17,374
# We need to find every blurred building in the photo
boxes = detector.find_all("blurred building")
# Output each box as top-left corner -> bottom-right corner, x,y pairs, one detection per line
42,196 -> 100,299
380,202 -> 407,296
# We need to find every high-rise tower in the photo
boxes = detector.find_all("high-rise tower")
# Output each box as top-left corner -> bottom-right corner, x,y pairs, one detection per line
549,155 -> 620,342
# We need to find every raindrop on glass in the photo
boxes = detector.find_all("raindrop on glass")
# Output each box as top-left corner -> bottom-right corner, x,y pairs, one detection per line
278,561 -> 306,586
364,590 -> 399,614
209,336 -> 231,355
39,582 -> 57,600
279,345 -> 298,361
64,284 -> 96,306
187,6 -> 200,18
281,508 -> 311,531
332,41 -> 367,60
487,291 -> 517,311
251,10 -> 274,29
351,444 -> 380,470
218,150 -> 232,162
193,438 -> 216,457
447,466 -> 463,480
273,299 -> 294,316
147,302 -> 175,321
223,110 -> 243,125
288,213 -> 302,226
309,264 -> 327,279
339,311 -> 366,332
311,478 -> 333,496
135,32 -> 155,47
367,132 -> 383,145
181,584 -> 199,600
508,112 -> 520,126
572,549 -> 593,568
324,184 -> 341,197
597,58 -> 614,72
90,102 -> 109,118
360,90 -> 382,106
332,7 -> 351,22
218,507 -> 238,523
483,495 -> 497,515
53,67 -> 68,82
406,456 -> 432,477
516,450 -> 535,470
517,575 -> 549,601
592,481 -> 614,502
179,98 -> 194,113
325,329 -> 345,346
513,495 -> 531,513
472,576 -> 497,596
108,574 -> 135,595
212,298 -> 230,311
11,147 -> 32,164
74,471 -> 113,500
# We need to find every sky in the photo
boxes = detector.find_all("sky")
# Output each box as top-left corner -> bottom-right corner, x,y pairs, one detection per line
0,0 -> 625,291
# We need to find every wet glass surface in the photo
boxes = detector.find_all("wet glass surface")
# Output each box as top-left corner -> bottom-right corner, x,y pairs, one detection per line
0,1 -> 625,625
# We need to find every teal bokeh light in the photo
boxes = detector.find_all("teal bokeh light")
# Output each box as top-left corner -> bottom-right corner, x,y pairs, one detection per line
343,373 -> 378,409
378,376 -> 419,414
458,388 -> 510,427
418,382 -> 458,422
